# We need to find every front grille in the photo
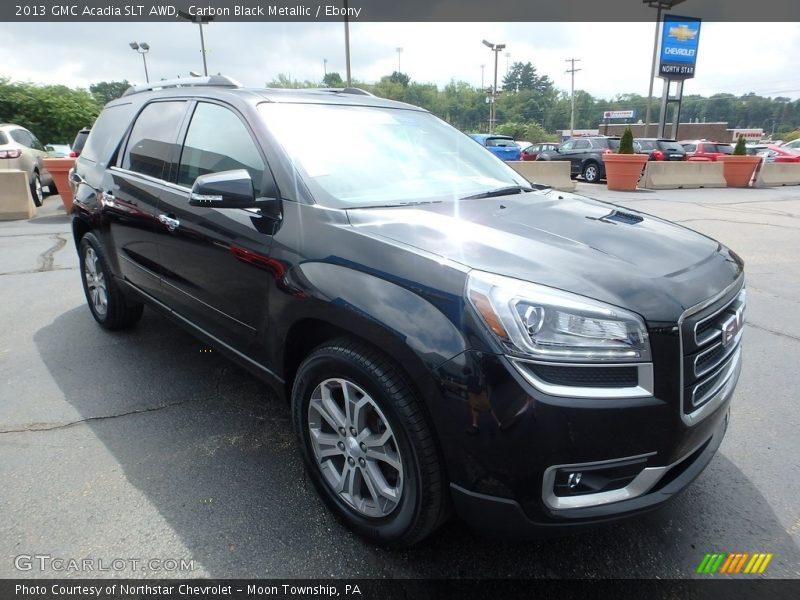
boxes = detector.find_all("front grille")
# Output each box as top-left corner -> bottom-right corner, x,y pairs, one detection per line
680,282 -> 745,418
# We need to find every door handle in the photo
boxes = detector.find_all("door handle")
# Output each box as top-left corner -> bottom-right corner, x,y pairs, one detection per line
159,214 -> 180,231
99,191 -> 117,207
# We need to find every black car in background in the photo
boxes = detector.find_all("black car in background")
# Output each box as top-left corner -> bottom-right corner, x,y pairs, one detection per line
635,138 -> 686,161
70,127 -> 91,157
537,136 -> 627,183
70,77 -> 745,546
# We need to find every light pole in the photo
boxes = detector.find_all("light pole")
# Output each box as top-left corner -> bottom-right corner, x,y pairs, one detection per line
129,42 -> 150,83
343,0 -> 352,86
178,10 -> 213,76
396,47 -> 403,73
505,51 -> 511,75
480,64 -> 485,91
565,58 -> 581,138
324,58 -> 328,77
643,0 -> 686,137
482,39 -> 506,133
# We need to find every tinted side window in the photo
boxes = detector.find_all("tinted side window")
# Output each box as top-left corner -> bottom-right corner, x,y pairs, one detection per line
560,141 -> 575,151
574,140 -> 590,150
683,144 -> 696,152
10,129 -> 32,147
29,134 -> 44,151
177,102 -> 265,195
82,103 -> 136,165
122,101 -> 187,179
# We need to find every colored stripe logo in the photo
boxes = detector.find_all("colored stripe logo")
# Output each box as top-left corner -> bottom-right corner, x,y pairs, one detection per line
696,552 -> 773,574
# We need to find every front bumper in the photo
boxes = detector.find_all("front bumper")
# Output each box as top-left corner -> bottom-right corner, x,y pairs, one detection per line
431,323 -> 738,535
449,409 -> 728,537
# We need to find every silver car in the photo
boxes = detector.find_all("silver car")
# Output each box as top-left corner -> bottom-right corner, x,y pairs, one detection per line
0,123 -> 54,207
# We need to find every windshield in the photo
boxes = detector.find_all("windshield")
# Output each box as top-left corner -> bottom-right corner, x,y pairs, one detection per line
258,103 -> 529,208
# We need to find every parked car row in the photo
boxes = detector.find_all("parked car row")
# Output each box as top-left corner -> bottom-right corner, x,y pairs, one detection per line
468,130 -> 800,182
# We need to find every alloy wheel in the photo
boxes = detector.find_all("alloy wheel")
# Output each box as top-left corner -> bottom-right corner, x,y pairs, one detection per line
83,246 -> 108,317
307,377 -> 404,518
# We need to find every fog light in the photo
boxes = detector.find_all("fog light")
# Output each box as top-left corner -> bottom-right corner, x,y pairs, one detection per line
552,457 -> 648,497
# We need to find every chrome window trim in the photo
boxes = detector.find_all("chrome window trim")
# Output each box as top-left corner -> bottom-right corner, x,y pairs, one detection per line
510,358 -> 654,399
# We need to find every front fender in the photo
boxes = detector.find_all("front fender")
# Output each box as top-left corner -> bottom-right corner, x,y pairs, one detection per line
278,260 -> 470,373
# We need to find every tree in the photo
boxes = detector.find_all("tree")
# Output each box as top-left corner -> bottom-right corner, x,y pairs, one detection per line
0,78 -> 100,143
323,72 -> 344,87
385,71 -> 410,87
89,80 -> 132,106
502,62 -> 537,92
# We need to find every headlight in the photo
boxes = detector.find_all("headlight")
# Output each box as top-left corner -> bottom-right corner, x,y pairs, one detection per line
467,270 -> 651,362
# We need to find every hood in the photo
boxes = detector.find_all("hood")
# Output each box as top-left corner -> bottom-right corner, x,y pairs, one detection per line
346,190 -> 743,322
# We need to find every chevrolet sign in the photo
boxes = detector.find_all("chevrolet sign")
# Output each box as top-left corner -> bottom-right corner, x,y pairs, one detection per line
659,15 -> 701,80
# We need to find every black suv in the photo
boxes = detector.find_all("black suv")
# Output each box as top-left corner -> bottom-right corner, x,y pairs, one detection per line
537,136 -> 628,183
71,77 -> 745,546
635,138 -> 687,161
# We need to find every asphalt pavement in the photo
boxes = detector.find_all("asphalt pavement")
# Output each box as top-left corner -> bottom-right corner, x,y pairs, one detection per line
0,186 -> 798,579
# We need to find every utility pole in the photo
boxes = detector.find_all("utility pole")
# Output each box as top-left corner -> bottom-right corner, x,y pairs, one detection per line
480,64 -> 485,91
396,47 -> 403,73
565,58 -> 581,138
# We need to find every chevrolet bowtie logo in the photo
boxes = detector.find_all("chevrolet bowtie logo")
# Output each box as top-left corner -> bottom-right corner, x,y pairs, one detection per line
668,25 -> 698,42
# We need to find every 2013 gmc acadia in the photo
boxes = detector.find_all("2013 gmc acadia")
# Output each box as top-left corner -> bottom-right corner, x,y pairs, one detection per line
70,77 -> 745,546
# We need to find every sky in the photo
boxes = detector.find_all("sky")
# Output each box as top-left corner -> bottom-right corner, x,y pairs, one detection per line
1,21 -> 799,101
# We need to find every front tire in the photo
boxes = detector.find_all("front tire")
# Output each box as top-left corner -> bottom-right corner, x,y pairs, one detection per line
292,339 -> 448,547
79,233 -> 144,330
582,161 -> 602,183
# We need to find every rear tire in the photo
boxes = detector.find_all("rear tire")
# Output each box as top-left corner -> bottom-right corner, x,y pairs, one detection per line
79,233 -> 144,330
30,172 -> 43,207
291,339 -> 448,547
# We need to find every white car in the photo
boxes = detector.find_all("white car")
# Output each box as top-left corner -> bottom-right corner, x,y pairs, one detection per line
781,138 -> 800,151
0,123 -> 55,206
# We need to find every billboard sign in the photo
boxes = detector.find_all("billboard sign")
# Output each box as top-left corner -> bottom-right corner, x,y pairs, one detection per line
659,15 -> 701,79
603,110 -> 635,119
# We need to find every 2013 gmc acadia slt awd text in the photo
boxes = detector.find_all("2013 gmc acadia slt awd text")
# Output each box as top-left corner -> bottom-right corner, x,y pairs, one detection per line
70,77 -> 745,546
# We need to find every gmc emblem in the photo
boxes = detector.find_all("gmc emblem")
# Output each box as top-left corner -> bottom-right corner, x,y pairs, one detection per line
720,305 -> 745,347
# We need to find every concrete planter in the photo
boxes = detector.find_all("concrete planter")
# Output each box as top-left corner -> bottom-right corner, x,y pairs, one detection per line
717,155 -> 761,188
43,157 -> 77,212
602,153 -> 649,191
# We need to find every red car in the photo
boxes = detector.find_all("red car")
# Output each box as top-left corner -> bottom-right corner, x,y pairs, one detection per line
520,142 -> 559,161
747,144 -> 800,163
680,140 -> 733,161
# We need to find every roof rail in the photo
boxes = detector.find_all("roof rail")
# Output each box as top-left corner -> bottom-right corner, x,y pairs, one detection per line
122,75 -> 241,96
314,87 -> 374,97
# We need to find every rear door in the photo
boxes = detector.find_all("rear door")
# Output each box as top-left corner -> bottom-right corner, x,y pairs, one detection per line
155,100 -> 278,351
103,100 -> 190,299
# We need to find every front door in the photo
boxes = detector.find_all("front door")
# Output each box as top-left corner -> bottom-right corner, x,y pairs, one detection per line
156,101 -> 278,353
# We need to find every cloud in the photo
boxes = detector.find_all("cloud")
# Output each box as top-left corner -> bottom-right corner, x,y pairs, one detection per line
0,21 -> 798,100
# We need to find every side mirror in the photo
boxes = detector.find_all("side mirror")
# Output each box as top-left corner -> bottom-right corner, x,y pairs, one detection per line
189,169 -> 282,219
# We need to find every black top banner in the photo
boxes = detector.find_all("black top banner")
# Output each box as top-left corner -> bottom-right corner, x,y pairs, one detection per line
3,0 -> 800,22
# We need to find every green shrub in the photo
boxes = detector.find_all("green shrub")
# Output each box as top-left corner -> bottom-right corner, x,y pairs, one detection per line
618,126 -> 635,154
733,135 -> 747,155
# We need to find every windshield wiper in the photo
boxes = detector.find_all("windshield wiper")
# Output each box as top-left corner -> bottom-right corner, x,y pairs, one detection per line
353,200 -> 444,209
458,185 -> 536,200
